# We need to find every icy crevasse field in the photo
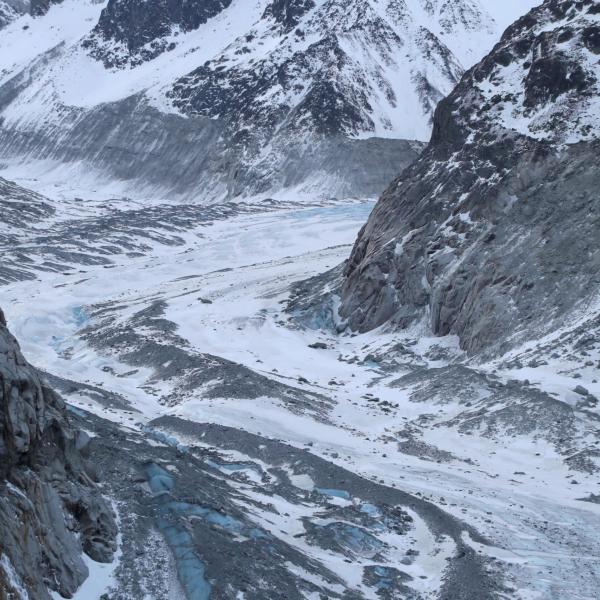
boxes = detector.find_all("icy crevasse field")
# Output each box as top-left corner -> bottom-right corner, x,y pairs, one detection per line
2,182 -> 600,600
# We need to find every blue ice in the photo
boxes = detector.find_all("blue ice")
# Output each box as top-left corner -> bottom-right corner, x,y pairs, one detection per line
360,503 -> 381,516
315,487 -> 351,500
157,519 -> 212,600
143,427 -> 189,453
66,404 -> 87,418
146,463 -> 175,493
330,523 -> 383,555
372,565 -> 395,590
166,502 -> 244,534
71,306 -> 88,327
205,459 -> 261,476
146,465 -> 212,599
288,202 -> 375,223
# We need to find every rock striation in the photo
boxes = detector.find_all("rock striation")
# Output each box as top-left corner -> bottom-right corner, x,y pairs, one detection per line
339,0 -> 600,355
0,308 -> 117,599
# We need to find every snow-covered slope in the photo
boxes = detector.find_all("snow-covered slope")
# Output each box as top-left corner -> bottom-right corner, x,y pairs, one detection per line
0,0 -> 539,201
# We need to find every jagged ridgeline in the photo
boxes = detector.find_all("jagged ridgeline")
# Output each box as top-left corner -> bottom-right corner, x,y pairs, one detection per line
339,0 -> 600,355
0,0 -> 513,201
0,308 -> 117,599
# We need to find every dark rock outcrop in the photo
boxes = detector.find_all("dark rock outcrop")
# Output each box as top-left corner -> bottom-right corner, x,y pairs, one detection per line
85,0 -> 233,67
262,0 -> 316,30
0,310 -> 117,599
0,0 -> 17,28
339,0 -> 600,355
30,0 -> 63,17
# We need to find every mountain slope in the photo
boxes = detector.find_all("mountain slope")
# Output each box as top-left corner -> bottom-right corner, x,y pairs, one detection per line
0,308 -> 117,599
0,0 -> 537,201
0,1 -> 17,28
339,0 -> 600,355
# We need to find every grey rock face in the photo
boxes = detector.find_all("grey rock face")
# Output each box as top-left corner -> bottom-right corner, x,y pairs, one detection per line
0,309 -> 117,599
339,0 -> 600,356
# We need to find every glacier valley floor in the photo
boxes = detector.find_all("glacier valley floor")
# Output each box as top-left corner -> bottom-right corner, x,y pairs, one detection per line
2,185 -> 600,600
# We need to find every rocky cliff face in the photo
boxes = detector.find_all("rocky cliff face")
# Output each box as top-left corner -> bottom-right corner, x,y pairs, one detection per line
0,0 -> 530,201
0,308 -> 117,599
339,0 -> 600,355
85,0 -> 234,67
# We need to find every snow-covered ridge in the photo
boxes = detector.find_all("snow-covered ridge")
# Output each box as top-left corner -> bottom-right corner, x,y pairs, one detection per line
0,0 -> 540,201
0,0 -> 504,141
0,0 -> 541,139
